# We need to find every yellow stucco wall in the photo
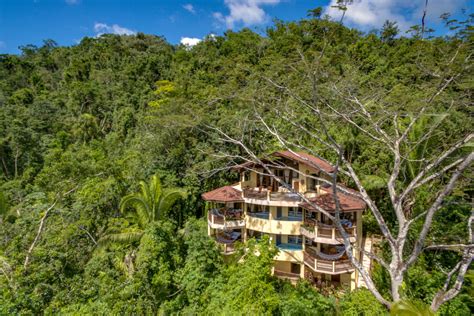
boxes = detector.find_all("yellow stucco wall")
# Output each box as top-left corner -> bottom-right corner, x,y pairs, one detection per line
275,249 -> 303,262
245,215 -> 302,235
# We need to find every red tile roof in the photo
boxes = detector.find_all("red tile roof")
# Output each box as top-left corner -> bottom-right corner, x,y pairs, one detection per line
300,191 -> 365,212
202,185 -> 244,202
273,151 -> 335,173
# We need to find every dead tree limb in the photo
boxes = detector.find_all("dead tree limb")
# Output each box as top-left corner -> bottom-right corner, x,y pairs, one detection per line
23,186 -> 77,272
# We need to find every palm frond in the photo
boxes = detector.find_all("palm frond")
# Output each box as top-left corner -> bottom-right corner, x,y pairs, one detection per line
390,300 -> 434,316
157,189 -> 187,219
119,194 -> 150,228
112,255 -> 129,276
98,231 -> 144,247
150,174 -> 162,206
139,179 -> 152,207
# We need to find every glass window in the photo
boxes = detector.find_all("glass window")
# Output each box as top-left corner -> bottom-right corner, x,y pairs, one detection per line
288,235 -> 302,244
288,207 -> 303,217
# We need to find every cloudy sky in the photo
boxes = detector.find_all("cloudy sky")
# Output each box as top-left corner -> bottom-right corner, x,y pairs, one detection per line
0,0 -> 471,54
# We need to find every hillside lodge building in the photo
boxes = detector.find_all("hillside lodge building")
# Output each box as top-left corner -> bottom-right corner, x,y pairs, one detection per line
203,151 -> 366,290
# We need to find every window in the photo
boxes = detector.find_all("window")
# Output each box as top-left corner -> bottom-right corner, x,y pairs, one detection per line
248,204 -> 269,219
305,211 -> 316,220
293,170 -> 299,178
276,207 -> 282,218
288,207 -> 303,218
288,235 -> 302,244
291,263 -> 301,274
341,212 -> 355,221
307,173 -> 319,191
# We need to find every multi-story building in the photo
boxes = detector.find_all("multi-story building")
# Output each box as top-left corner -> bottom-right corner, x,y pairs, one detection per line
203,151 -> 365,290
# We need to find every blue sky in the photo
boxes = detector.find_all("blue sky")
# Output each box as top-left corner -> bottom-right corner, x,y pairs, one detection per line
0,0 -> 471,54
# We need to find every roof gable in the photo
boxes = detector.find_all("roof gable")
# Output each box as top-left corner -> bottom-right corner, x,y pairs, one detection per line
202,185 -> 243,202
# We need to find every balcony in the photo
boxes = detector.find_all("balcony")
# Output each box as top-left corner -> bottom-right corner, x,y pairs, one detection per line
300,218 -> 356,244
218,242 -> 236,255
303,247 -> 354,275
247,211 -> 270,220
242,188 -> 304,206
270,192 -> 301,202
274,269 -> 300,281
208,208 -> 245,229
277,243 -> 303,251
214,231 -> 241,255
243,188 -> 268,200
275,243 -> 304,262
275,215 -> 302,222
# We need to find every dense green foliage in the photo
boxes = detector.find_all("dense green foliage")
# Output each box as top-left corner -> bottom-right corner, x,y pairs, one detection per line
0,13 -> 472,315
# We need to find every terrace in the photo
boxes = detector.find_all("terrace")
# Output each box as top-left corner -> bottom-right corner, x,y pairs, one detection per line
247,211 -> 270,219
273,269 -> 300,281
303,247 -> 354,275
214,230 -> 242,255
300,218 -> 356,244
208,208 -> 245,229
277,243 -> 303,251
242,188 -> 302,203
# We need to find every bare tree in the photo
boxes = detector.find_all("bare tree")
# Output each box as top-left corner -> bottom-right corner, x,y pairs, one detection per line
206,38 -> 472,311
23,186 -> 77,272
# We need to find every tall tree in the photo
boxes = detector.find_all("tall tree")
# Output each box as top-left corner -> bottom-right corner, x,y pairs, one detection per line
380,20 -> 399,43
100,174 -> 186,245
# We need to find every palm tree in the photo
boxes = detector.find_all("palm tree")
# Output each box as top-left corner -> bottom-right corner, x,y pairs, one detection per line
99,173 -> 186,246
120,173 -> 186,226
390,300 -> 434,316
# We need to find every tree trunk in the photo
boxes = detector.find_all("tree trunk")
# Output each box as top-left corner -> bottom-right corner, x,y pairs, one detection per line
391,271 -> 404,302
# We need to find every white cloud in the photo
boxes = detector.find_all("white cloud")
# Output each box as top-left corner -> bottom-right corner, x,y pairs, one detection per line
214,0 -> 281,29
411,0 -> 467,22
183,4 -> 196,14
180,37 -> 202,47
94,22 -> 136,36
323,0 -> 468,32
65,0 -> 79,5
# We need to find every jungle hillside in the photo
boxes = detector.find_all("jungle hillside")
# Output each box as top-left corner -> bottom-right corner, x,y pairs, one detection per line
0,11 -> 473,315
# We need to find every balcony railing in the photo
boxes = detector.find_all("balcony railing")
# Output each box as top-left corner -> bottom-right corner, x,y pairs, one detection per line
277,243 -> 303,251
301,219 -> 356,241
208,209 -> 245,228
247,212 -> 270,220
219,242 -> 236,255
303,248 -> 354,274
270,192 -> 301,202
275,215 -> 303,222
274,269 -> 300,280
208,211 -> 224,225
243,188 -> 268,200
214,230 -> 241,255
243,188 -> 303,202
